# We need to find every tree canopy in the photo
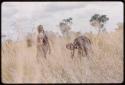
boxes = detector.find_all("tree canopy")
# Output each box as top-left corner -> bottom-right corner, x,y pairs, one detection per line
90,14 -> 109,33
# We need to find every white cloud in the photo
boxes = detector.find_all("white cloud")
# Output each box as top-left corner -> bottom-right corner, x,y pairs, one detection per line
2,2 -> 123,41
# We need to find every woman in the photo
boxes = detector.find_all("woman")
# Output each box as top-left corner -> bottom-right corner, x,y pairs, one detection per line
36,25 -> 51,61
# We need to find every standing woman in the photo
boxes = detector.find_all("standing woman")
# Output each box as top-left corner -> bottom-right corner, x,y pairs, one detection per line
36,25 -> 51,61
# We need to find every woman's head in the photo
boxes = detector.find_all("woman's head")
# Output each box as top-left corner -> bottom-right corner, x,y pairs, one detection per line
37,25 -> 44,33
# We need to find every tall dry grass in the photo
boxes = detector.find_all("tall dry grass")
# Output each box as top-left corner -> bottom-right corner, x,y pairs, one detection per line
2,28 -> 123,83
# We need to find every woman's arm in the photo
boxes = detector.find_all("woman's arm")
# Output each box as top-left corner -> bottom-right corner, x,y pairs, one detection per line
47,39 -> 51,54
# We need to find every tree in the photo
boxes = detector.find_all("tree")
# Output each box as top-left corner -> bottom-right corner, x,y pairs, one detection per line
90,14 -> 109,34
59,22 -> 71,37
59,17 -> 73,37
116,22 -> 123,30
62,17 -> 73,25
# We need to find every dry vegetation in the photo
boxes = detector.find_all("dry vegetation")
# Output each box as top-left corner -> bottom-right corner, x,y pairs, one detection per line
2,27 -> 123,83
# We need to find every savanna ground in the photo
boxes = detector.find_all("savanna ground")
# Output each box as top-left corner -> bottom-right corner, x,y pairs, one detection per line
1,27 -> 123,83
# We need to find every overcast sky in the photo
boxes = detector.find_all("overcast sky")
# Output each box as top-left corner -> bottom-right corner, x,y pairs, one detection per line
2,2 -> 123,41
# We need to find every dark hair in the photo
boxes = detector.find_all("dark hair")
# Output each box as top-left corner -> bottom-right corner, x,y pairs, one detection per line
37,25 -> 44,33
